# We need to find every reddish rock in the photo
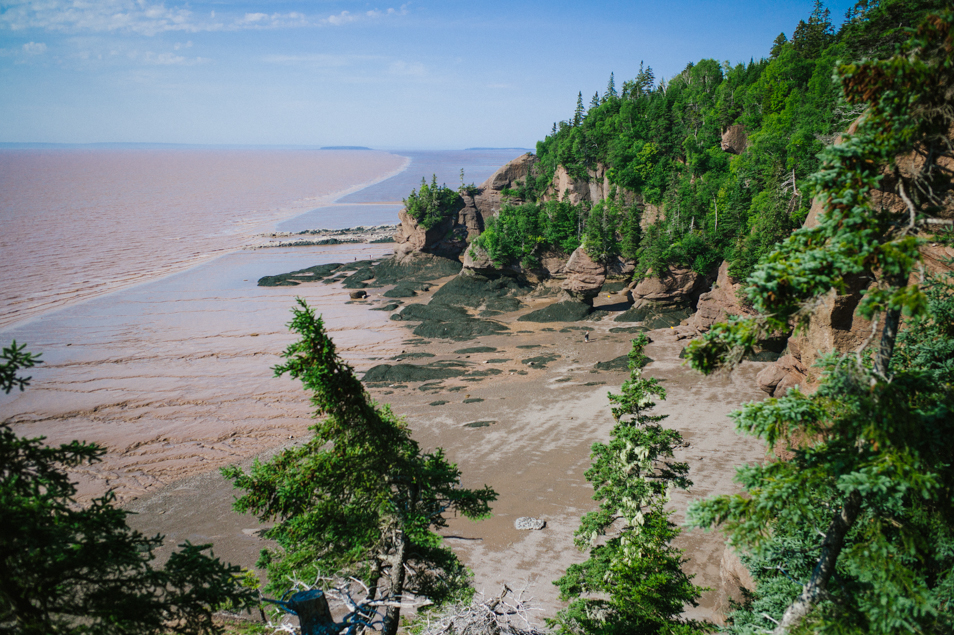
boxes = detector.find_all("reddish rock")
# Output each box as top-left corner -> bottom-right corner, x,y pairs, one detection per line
720,125 -> 749,155
631,266 -> 706,308
686,261 -> 753,332
561,247 -> 606,303
470,153 -> 538,223
393,208 -> 458,260
756,355 -> 807,397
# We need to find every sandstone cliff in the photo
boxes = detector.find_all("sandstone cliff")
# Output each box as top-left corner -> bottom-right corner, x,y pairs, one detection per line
393,153 -> 538,263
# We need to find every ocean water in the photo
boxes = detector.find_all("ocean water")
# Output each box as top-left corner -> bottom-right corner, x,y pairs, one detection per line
0,147 -> 524,503
0,148 -> 407,329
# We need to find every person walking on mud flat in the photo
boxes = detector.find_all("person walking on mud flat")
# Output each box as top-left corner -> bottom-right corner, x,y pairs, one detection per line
584,332 -> 589,343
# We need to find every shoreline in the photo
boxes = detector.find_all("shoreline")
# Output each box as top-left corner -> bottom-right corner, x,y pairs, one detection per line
0,150 -> 411,332
120,266 -> 770,625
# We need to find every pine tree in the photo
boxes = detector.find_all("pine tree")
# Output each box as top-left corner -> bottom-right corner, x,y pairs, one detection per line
604,71 -> 617,101
686,12 -> 954,633
1,343 -> 255,634
573,91 -> 584,126
223,299 -> 497,635
590,92 -> 600,110
552,336 -> 710,635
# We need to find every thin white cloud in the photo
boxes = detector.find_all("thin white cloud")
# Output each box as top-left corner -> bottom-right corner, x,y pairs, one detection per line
388,60 -> 425,76
22,41 -> 46,54
263,53 -> 382,67
0,1 -> 408,34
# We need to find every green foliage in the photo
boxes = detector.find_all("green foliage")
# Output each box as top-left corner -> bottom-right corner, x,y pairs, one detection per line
551,336 -> 710,635
222,299 -> 497,622
486,1 -> 944,286
473,200 -> 589,268
686,11 -> 954,632
1,340 -> 41,394
1,345 -> 254,635
403,175 -> 464,230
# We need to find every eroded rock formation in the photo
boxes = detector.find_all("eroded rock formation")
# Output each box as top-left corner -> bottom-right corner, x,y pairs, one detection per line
561,247 -> 607,304
720,125 -> 749,155
686,261 -> 754,332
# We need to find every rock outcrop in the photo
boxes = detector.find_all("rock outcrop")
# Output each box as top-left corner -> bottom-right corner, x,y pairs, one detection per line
720,125 -> 749,155
393,207 -> 460,260
543,162 -> 638,207
630,265 -> 707,310
753,120 -> 954,391
756,354 -> 808,398
393,153 -> 538,263
686,261 -> 753,332
561,247 -> 606,304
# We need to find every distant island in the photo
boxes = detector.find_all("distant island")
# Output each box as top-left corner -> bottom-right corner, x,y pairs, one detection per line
464,147 -> 533,151
320,146 -> 373,150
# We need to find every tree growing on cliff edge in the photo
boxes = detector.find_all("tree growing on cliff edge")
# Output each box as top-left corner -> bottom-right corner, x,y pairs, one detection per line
0,342 -> 255,635
403,175 -> 464,231
685,11 -> 954,633
551,335 -> 710,635
222,298 -> 497,635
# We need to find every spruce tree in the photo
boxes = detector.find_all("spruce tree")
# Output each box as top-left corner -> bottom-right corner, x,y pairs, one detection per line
552,336 -> 710,635
223,299 -> 497,635
573,92 -> 585,126
604,72 -> 617,100
686,11 -> 954,633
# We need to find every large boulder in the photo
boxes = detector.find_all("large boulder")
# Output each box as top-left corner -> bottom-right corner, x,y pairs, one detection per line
561,247 -> 606,304
756,355 -> 807,398
686,260 -> 754,332
630,265 -> 707,309
721,125 -> 750,155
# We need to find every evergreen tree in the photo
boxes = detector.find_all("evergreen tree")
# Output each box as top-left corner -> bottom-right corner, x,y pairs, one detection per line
573,92 -> 585,126
223,300 -> 497,635
686,12 -> 954,633
552,336 -> 710,635
604,72 -> 617,101
1,343 -> 255,635
590,92 -> 600,110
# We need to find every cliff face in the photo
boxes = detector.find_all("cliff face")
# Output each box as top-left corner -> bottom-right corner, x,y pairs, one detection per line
393,153 -> 538,263
754,124 -> 954,397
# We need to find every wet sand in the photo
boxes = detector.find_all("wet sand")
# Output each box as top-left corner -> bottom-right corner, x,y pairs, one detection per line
117,279 -> 769,625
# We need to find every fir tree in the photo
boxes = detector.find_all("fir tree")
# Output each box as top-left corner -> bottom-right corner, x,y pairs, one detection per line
552,336 -> 710,635
223,300 -> 497,635
686,11 -> 954,633
573,92 -> 585,126
604,71 -> 617,100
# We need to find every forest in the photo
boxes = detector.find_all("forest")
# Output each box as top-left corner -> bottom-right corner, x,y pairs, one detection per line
3,1 -> 953,634
472,0 -> 948,282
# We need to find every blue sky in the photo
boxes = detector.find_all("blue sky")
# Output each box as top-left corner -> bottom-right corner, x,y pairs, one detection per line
0,0 -> 858,149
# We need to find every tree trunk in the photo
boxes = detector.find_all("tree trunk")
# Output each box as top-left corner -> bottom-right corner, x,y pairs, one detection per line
773,489 -> 862,634
381,529 -> 408,635
286,589 -> 337,635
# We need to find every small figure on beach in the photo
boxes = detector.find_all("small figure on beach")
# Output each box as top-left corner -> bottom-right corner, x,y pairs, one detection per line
584,332 -> 589,343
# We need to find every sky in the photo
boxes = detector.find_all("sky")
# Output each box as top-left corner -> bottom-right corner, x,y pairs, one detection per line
0,0 -> 860,150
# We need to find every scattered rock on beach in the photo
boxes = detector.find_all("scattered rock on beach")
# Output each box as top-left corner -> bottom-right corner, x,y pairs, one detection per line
518,299 -> 592,322
349,290 -> 368,299
514,517 -> 546,530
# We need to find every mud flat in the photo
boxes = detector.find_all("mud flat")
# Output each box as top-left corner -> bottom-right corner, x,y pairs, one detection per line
115,263 -> 770,625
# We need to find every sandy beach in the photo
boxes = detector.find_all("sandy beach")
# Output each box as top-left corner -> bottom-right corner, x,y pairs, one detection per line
2,149 -> 769,627
115,269 -> 769,625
